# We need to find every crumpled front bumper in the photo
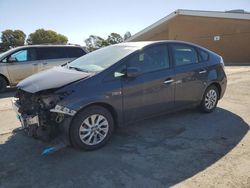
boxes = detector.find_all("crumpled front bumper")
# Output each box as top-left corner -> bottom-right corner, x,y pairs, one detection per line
12,98 -> 40,129
12,97 -> 73,146
12,97 -> 73,155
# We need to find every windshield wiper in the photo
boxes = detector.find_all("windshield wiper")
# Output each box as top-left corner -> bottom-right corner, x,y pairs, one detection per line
62,60 -> 73,67
68,66 -> 89,73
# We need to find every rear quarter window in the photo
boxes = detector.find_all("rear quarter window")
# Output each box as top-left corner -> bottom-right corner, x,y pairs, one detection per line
66,47 -> 86,58
198,49 -> 209,62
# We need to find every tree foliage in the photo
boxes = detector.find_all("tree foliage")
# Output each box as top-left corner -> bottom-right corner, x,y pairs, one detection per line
124,31 -> 131,41
85,31 -> 131,52
107,33 -> 123,45
0,29 -> 26,51
85,35 -> 109,52
27,29 -> 68,45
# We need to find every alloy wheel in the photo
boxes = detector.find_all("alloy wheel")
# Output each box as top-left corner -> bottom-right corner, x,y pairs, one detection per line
79,114 -> 109,145
204,89 -> 217,110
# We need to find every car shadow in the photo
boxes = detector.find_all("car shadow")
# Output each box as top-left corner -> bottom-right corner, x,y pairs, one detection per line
0,107 -> 249,188
0,87 -> 16,99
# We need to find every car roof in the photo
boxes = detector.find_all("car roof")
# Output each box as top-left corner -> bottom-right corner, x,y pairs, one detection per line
121,40 -> 199,46
114,41 -> 156,48
15,45 -> 83,49
118,40 -> 216,55
0,45 -> 86,60
115,40 -> 204,49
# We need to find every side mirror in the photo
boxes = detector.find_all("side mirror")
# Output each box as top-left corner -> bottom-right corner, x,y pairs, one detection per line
8,56 -> 17,63
126,67 -> 141,78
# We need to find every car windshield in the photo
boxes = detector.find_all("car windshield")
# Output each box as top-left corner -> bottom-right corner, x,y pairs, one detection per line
67,44 -> 141,72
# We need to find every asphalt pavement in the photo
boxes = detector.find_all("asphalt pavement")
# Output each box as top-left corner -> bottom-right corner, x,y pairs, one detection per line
0,66 -> 249,188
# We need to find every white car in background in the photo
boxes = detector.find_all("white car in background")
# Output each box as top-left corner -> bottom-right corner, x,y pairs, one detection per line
0,45 -> 87,92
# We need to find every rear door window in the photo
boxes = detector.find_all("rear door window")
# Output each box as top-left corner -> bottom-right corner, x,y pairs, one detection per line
171,44 -> 199,67
37,47 -> 67,60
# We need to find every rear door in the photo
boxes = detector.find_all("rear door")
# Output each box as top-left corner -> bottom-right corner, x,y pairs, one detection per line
170,43 -> 208,107
38,47 -> 86,71
122,44 -> 175,123
37,47 -> 68,70
6,48 -> 40,84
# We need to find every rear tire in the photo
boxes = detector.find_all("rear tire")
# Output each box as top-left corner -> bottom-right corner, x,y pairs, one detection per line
70,105 -> 114,150
0,76 -> 7,93
200,85 -> 219,113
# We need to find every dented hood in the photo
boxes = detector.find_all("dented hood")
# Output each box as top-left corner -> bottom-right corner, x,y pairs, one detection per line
17,66 -> 91,93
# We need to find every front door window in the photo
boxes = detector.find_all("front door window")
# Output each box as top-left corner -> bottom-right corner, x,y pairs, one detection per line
10,50 -> 28,62
127,45 -> 170,73
9,49 -> 37,62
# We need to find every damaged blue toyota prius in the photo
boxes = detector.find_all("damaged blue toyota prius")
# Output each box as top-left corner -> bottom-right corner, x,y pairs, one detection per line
13,41 -> 227,153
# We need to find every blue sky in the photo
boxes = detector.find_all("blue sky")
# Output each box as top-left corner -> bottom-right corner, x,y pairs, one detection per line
0,0 -> 249,45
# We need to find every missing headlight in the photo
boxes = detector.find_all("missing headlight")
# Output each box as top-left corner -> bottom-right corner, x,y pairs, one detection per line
39,94 -> 61,110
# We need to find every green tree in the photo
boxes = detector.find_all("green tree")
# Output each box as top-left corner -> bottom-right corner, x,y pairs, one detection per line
124,31 -> 131,41
27,29 -> 68,45
106,33 -> 123,45
84,31 -> 131,52
85,35 -> 109,52
1,29 -> 26,51
84,32 -> 131,52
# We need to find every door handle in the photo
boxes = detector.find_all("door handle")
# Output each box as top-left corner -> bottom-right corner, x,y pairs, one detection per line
199,69 -> 207,74
164,78 -> 174,84
43,62 -> 48,65
32,63 -> 38,66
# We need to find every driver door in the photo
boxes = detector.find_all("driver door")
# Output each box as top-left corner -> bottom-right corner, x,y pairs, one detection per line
6,48 -> 40,84
121,44 -> 175,123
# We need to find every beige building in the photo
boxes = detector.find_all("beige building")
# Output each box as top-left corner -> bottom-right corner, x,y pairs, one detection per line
127,9 -> 250,64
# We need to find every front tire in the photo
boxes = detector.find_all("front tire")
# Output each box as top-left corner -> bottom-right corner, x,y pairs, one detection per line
200,85 -> 219,113
70,105 -> 114,150
0,77 -> 7,93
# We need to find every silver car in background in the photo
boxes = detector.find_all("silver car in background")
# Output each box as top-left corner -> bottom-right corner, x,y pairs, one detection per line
0,45 -> 87,92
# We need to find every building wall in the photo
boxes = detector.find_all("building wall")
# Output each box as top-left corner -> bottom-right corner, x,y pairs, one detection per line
168,16 -> 250,63
132,15 -> 250,64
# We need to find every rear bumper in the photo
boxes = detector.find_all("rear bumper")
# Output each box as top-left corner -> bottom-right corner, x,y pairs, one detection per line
219,73 -> 227,99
